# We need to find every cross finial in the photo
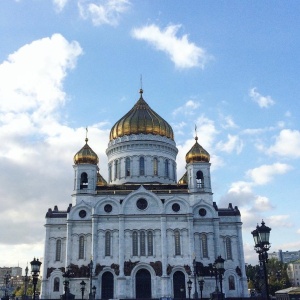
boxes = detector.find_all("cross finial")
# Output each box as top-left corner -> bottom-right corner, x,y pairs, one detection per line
139,75 -> 143,96
195,124 -> 198,141
85,127 -> 88,143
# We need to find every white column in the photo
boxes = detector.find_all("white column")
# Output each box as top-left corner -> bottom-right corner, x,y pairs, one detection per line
213,218 -> 220,257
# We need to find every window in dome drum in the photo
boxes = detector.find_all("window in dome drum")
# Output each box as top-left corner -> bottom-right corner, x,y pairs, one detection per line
139,157 -> 145,176
125,158 -> 130,176
153,157 -> 158,175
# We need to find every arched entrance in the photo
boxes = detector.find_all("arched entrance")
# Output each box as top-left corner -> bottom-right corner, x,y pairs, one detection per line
135,269 -> 152,299
101,271 -> 114,299
173,271 -> 186,299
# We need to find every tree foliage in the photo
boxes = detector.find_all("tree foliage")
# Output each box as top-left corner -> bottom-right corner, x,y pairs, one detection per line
246,258 -> 291,296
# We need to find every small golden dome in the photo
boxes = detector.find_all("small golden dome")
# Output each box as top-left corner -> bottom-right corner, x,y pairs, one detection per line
74,138 -> 99,165
178,172 -> 187,185
97,170 -> 107,186
109,89 -> 174,141
185,137 -> 210,163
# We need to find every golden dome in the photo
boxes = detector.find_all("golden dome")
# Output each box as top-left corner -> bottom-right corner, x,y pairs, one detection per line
178,172 -> 187,185
185,137 -> 210,163
97,170 -> 107,186
109,89 -> 174,141
74,138 -> 99,165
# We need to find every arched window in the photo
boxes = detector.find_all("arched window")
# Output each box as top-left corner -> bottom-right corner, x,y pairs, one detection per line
79,236 -> 85,259
109,164 -> 112,182
105,232 -> 111,256
53,277 -> 60,292
147,231 -> 153,256
229,275 -> 235,290
132,231 -> 138,256
139,157 -> 145,176
165,159 -> 169,177
80,172 -> 88,189
201,234 -> 208,258
55,240 -> 61,261
125,158 -> 130,177
153,158 -> 158,175
226,237 -> 232,259
174,230 -> 181,255
196,170 -> 204,188
140,231 -> 146,256
114,160 -> 118,180
173,162 -> 176,180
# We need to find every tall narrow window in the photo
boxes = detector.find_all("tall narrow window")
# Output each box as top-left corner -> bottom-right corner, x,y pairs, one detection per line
132,231 -> 138,256
109,164 -> 112,182
80,172 -> 88,189
55,240 -> 61,261
196,171 -> 204,188
140,231 -> 146,256
53,277 -> 60,292
105,231 -> 111,256
174,230 -> 181,255
139,157 -> 145,176
173,162 -> 176,180
165,159 -> 169,177
226,237 -> 232,259
202,234 -> 208,258
147,231 -> 153,256
114,160 -> 118,180
153,158 -> 158,176
229,275 -> 235,290
79,236 -> 85,259
125,158 -> 130,176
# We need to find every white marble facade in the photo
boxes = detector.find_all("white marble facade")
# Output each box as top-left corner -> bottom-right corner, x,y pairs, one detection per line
41,93 -> 248,300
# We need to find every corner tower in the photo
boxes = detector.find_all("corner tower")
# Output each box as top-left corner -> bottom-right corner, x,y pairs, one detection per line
185,136 -> 212,193
106,89 -> 178,184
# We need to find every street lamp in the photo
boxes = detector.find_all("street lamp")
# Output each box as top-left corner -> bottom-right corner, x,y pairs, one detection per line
4,271 -> 11,300
187,279 -> 192,300
88,260 -> 95,300
62,265 -> 73,300
251,220 -> 271,300
193,258 -> 199,299
23,265 -> 29,300
198,276 -> 205,300
30,258 -> 42,300
80,280 -> 86,300
92,286 -> 96,300
215,256 -> 225,300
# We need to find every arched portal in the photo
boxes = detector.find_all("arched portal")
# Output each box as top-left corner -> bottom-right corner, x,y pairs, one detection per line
101,271 -> 114,299
173,271 -> 186,299
135,269 -> 151,299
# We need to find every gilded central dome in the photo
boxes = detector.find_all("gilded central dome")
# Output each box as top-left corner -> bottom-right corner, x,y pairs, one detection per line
109,89 -> 174,141
186,137 -> 210,163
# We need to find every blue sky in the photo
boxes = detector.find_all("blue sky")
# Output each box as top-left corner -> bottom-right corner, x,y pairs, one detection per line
1,0 -> 300,271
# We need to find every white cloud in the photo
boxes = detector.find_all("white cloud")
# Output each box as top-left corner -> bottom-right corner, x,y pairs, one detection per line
131,24 -> 211,69
53,0 -> 68,12
252,196 -> 274,211
249,87 -> 275,108
78,0 -> 130,26
267,215 -> 293,228
246,163 -> 292,185
221,115 -> 237,129
267,129 -> 300,158
172,100 -> 200,116
216,134 -> 243,154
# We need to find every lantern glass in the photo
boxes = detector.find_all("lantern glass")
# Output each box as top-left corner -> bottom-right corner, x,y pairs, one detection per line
30,258 -> 42,274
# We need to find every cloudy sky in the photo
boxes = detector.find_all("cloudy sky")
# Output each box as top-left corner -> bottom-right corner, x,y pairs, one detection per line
1,0 -> 300,271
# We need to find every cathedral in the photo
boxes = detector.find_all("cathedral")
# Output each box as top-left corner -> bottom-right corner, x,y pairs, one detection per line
41,89 -> 248,299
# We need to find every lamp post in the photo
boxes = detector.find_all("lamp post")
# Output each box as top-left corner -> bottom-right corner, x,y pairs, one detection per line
80,280 -> 86,300
198,276 -> 205,300
193,258 -> 199,299
88,260 -> 95,300
23,265 -> 29,300
251,220 -> 271,300
215,256 -> 225,300
62,265 -> 73,300
4,271 -> 11,300
30,258 -> 42,300
92,286 -> 96,300
187,279 -> 192,300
